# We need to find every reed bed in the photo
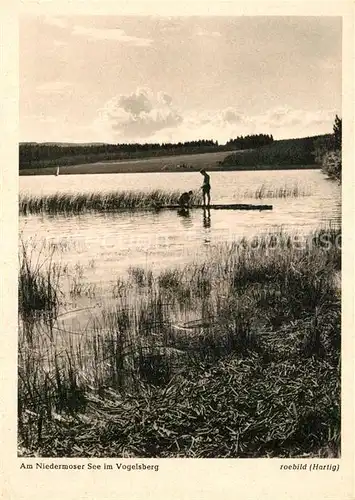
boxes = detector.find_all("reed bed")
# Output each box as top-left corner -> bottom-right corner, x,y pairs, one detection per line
21,352 -> 339,458
241,183 -> 311,199
18,240 -> 63,319
19,184 -> 309,216
19,189 -> 202,216
18,227 -> 341,458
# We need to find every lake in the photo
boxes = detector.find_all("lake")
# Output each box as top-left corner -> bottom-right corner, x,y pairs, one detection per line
20,168 -> 340,284
19,168 -> 340,331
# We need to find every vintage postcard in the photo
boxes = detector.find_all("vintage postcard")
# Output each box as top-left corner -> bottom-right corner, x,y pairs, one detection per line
1,0 -> 354,498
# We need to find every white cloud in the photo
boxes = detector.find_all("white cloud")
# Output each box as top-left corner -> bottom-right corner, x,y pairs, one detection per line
26,93 -> 333,144
118,89 -> 153,116
165,109 -> 248,143
72,25 -> 152,46
256,107 -> 336,133
158,92 -> 173,106
42,17 -> 153,46
222,108 -> 244,124
94,97 -> 336,143
92,95 -> 253,144
93,88 -> 182,141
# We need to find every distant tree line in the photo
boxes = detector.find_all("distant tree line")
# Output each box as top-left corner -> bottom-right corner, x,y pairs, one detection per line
221,135 -> 331,169
225,134 -> 273,150
19,140 -> 220,169
313,115 -> 342,183
19,135 -> 274,170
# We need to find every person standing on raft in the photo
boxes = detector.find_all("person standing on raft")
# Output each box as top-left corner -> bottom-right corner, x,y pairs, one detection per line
200,169 -> 211,208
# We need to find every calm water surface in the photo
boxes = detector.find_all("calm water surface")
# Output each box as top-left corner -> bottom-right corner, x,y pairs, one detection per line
20,169 -> 341,294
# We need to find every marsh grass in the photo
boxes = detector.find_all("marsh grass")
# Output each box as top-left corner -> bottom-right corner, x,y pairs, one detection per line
19,189 -> 203,216
19,184 -> 311,216
18,227 -> 341,458
18,240 -> 62,319
240,183 -> 311,199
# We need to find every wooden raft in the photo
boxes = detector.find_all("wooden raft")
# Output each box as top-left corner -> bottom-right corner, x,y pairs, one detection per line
155,204 -> 273,211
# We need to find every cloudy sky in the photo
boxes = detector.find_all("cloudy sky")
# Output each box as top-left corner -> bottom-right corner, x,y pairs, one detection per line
20,16 -> 341,144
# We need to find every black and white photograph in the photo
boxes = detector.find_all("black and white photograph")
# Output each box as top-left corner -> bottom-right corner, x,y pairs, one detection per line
17,12 -> 344,462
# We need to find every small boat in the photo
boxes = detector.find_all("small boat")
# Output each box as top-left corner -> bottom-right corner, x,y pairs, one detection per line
55,166 -> 60,176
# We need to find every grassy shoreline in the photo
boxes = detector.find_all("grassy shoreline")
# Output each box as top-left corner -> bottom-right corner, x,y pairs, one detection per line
19,163 -> 319,176
18,227 -> 341,457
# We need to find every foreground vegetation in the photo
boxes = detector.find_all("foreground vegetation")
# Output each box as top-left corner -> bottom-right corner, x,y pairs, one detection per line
314,115 -> 342,183
221,116 -> 342,178
18,227 -> 341,457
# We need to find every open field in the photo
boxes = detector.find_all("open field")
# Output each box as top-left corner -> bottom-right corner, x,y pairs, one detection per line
19,148 -> 319,176
18,227 -> 341,458
19,150 -> 236,176
19,134 -> 329,175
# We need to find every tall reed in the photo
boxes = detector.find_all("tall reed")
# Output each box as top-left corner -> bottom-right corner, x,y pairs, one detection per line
18,240 -> 62,319
18,227 -> 341,457
241,183 -> 311,199
19,189 -> 202,216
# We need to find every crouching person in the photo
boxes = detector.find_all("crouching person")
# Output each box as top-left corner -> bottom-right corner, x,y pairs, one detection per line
178,190 -> 193,209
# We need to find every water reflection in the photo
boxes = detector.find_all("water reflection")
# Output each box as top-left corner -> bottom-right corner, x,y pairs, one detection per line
177,208 -> 193,228
202,207 -> 212,244
20,169 -> 341,280
203,207 -> 211,228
